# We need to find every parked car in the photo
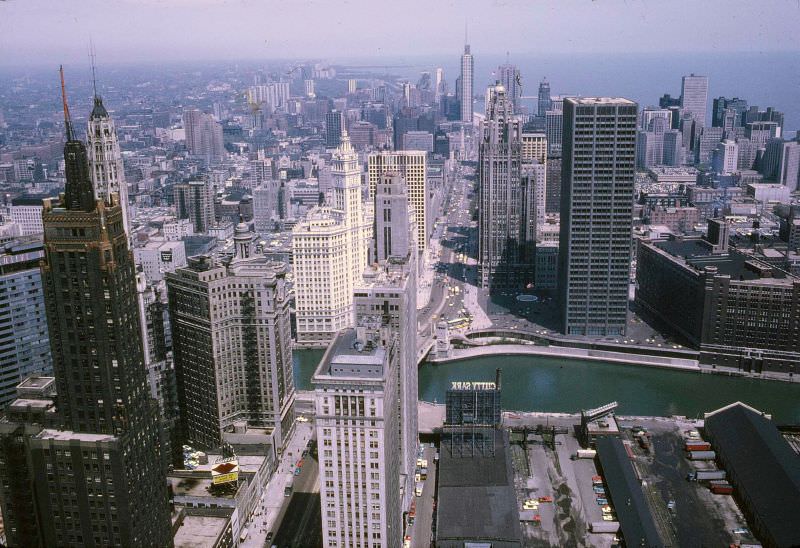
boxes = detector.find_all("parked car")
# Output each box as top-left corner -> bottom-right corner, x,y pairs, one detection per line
596,498 -> 608,505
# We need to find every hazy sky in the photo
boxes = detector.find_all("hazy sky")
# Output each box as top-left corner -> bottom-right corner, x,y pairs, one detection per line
1,0 -> 799,66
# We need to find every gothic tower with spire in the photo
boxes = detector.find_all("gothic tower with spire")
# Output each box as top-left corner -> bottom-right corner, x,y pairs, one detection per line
86,58 -> 130,233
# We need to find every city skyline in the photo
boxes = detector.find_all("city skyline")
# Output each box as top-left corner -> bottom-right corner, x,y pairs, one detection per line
1,5 -> 799,546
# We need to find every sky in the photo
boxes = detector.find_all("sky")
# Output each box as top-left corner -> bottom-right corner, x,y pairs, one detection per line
1,0 -> 799,66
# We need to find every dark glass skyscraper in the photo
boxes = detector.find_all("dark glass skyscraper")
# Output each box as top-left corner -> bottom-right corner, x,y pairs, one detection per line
0,68 -> 172,548
559,97 -> 637,337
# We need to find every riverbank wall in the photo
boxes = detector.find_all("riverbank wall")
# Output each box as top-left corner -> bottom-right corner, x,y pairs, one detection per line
426,343 -> 800,384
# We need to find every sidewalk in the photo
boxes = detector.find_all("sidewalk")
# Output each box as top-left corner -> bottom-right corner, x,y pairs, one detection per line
241,420 -> 315,547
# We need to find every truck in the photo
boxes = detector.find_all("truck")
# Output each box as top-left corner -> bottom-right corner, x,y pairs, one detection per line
686,469 -> 727,481
415,482 -> 423,497
576,449 -> 597,459
284,480 -> 294,497
685,441 -> 712,452
688,450 -> 716,460
710,481 -> 734,495
590,521 -> 620,533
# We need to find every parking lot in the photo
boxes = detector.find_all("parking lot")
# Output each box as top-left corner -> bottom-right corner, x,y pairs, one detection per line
505,413 -> 758,547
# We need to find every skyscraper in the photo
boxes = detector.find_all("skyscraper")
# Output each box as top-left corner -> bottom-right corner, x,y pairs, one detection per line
368,151 -> 428,252
0,237 -> 52,409
680,74 -> 709,127
538,78 -> 552,117
358,175 -> 418,506
87,92 -> 129,233
166,225 -> 295,450
183,108 -> 225,163
434,67 -> 446,103
479,84 -> 536,291
559,97 -> 637,336
312,325 -> 402,547
460,44 -> 474,123
174,179 -> 215,233
0,68 -> 172,547
497,63 -> 521,112
326,109 -> 344,148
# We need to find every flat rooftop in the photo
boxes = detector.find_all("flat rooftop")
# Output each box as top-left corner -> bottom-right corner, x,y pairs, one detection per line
568,97 -> 636,105
654,238 -> 794,282
314,328 -> 387,380
174,515 -> 230,548
436,430 -> 522,547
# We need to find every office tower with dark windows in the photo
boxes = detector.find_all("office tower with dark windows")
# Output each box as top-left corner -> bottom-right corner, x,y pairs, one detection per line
479,84 -> 536,292
460,44 -> 474,123
326,109 -> 344,148
680,74 -> 709,127
0,237 -> 52,409
0,70 -> 172,547
174,178 -> 215,233
712,97 -> 748,128
559,97 -> 637,336
166,224 -> 295,451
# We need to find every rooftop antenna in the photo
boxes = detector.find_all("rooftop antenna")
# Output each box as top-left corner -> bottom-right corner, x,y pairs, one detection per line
59,65 -> 74,141
89,38 -> 98,99
464,19 -> 468,46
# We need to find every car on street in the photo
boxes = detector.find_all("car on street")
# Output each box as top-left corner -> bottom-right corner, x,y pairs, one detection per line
294,467 -> 301,476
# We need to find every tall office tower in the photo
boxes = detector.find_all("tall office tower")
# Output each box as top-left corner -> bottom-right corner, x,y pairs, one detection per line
313,325 -> 402,548
497,63 -> 521,112
520,132 -> 548,239
135,274 -> 179,469
479,84 -> 536,291
183,108 -> 225,163
0,237 -> 52,409
545,109 -> 563,155
538,78 -> 552,117
304,78 -> 316,98
640,107 -> 672,130
680,74 -> 709,127
712,139 -> 739,174
712,97 -> 748,127
460,44 -> 474,123
368,151 -> 428,252
166,224 -> 295,449
331,131 -> 369,282
293,208 -> 352,345
0,70 -> 172,547
694,126 -> 725,165
86,93 -> 129,233
253,181 -> 278,233
663,130 -> 685,166
745,121 -> 780,148
434,67 -> 445,102
174,179 -> 215,233
373,172 -> 417,264
559,97 -> 637,336
348,78 -> 357,94
762,140 -> 800,189
326,109 -> 345,148
358,175 -> 418,507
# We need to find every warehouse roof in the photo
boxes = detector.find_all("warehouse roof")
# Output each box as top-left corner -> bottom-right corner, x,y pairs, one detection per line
436,430 -> 522,548
596,437 -> 664,548
704,402 -> 800,548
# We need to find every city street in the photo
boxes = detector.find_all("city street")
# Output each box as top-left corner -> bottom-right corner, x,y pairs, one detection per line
240,420 -> 317,548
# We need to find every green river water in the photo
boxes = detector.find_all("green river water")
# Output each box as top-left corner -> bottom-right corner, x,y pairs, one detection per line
293,350 -> 800,423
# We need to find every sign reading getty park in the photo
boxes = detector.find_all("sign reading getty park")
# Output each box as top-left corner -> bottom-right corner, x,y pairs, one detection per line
450,381 -> 496,391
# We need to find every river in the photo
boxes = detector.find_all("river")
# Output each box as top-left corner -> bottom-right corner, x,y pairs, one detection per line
293,350 -> 800,423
